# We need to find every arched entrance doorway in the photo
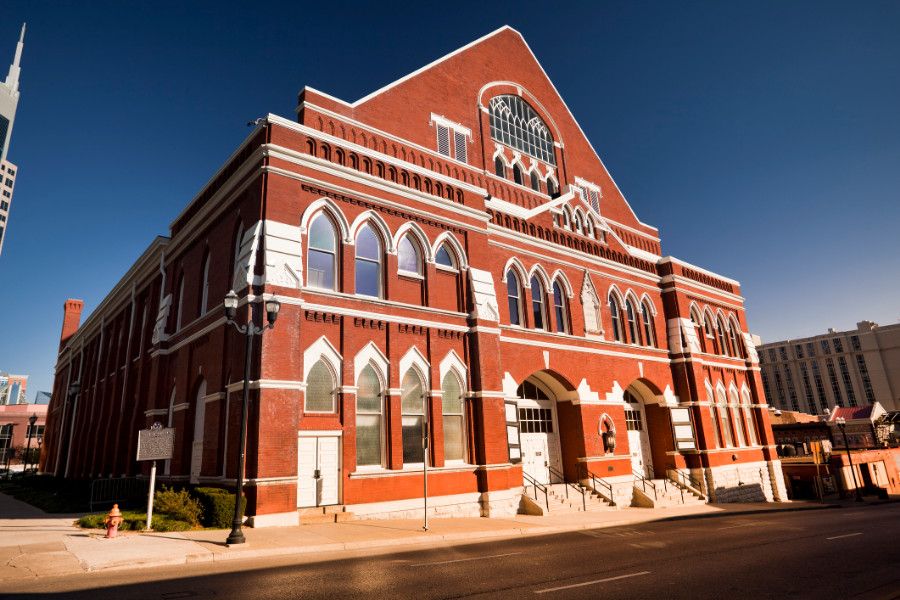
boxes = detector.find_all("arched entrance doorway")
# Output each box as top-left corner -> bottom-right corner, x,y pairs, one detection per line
624,385 -> 654,478
516,377 -> 563,485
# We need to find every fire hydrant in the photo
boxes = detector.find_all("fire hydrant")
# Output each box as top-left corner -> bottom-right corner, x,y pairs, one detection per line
104,504 -> 123,539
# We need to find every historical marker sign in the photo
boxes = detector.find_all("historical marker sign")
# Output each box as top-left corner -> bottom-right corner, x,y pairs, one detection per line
136,427 -> 175,461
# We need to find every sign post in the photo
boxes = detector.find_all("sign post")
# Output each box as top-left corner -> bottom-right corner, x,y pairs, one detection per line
136,423 -> 175,531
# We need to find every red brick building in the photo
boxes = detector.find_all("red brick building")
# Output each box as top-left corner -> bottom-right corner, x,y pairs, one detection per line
42,27 -> 787,526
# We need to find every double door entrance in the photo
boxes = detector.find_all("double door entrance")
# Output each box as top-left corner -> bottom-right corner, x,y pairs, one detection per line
518,402 -> 562,485
297,435 -> 340,508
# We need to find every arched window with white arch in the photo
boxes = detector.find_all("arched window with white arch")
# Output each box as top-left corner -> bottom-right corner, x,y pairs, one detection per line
706,382 -> 722,448
641,300 -> 655,347
397,235 -> 423,276
609,294 -> 625,343
717,386 -> 735,447
435,243 -> 457,269
717,315 -> 731,357
305,359 -> 337,413
626,299 -> 641,345
729,387 -> 746,446
308,212 -> 339,291
507,269 -> 524,326
742,387 -> 759,445
441,371 -> 466,463
530,275 -> 546,330
355,223 -> 383,298
356,364 -> 383,468
552,281 -> 568,334
401,368 -> 426,465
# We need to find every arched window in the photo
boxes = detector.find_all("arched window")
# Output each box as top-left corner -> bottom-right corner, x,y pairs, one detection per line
626,299 -> 641,345
562,208 -> 571,230
574,212 -> 584,235
513,163 -> 524,186
232,223 -> 244,279
494,155 -> 505,178
175,276 -> 185,331
401,369 -> 425,465
690,307 -> 705,352
488,94 -> 556,165
442,372 -> 465,463
704,314 -> 717,353
507,271 -> 523,326
730,388 -> 746,446
308,213 -> 338,290
305,359 -> 336,413
530,171 -> 541,192
742,389 -> 759,445
435,244 -> 456,269
728,321 -> 743,358
641,301 -> 655,347
397,235 -> 422,275
707,385 -> 722,448
200,254 -> 211,314
585,219 -> 594,239
530,276 -> 546,330
717,388 -> 735,447
552,282 -> 567,334
355,224 -> 382,298
717,317 -> 731,357
609,295 -> 625,342
356,365 -> 383,467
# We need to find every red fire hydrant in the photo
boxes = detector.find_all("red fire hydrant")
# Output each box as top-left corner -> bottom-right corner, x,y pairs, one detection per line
104,504 -> 123,539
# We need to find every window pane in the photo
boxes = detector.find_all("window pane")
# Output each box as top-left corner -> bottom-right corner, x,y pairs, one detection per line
507,274 -> 521,326
402,416 -> 424,463
442,373 -> 462,414
401,371 -> 423,414
531,276 -> 544,329
356,414 -> 381,466
309,215 -> 336,252
306,360 -> 334,412
436,245 -> 455,268
356,226 -> 380,259
357,365 -> 381,413
443,415 -> 464,461
308,249 -> 335,290
398,237 -> 420,273
355,259 -> 380,297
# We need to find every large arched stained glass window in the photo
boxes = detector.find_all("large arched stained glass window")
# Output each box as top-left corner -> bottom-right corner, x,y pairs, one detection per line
489,95 -> 556,165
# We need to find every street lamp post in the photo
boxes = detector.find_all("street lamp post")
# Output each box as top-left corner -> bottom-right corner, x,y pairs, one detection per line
223,290 -> 281,545
835,417 -> 864,502
26,413 -> 37,474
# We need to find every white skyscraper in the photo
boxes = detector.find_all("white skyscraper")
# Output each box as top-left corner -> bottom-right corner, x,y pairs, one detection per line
0,24 -> 25,257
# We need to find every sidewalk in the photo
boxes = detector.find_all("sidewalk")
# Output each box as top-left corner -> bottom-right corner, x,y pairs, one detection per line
0,492 -> 861,580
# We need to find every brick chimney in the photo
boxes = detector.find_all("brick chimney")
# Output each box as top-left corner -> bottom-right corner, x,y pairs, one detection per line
59,299 -> 84,352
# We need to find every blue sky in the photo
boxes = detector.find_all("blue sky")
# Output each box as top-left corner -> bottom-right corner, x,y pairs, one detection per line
1,1 -> 898,399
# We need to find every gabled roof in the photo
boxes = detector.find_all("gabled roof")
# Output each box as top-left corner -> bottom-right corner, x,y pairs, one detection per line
830,405 -> 875,421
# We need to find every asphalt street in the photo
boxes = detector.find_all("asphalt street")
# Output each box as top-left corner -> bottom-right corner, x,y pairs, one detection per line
4,503 -> 899,599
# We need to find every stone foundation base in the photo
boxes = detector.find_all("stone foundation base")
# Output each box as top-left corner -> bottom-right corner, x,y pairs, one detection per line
699,460 -> 788,503
246,511 -> 301,528
346,491 -> 484,520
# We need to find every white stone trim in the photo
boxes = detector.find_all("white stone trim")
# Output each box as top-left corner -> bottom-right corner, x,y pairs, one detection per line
246,511 -> 300,528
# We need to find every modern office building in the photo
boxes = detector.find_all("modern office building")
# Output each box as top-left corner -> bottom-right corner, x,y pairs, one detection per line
758,321 -> 900,414
0,24 -> 25,257
43,27 -> 786,526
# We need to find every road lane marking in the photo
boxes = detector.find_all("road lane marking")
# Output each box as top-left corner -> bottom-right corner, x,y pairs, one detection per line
535,571 -> 651,593
826,533 -> 862,540
408,552 -> 521,567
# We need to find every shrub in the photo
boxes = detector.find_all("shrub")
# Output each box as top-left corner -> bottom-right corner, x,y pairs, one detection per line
75,510 -> 191,532
153,486 -> 202,526
191,487 -> 246,529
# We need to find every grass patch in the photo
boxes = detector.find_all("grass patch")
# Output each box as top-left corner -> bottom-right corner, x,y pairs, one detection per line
76,510 -> 192,533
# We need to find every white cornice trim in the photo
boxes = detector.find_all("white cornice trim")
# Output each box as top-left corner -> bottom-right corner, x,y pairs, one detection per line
659,274 -> 745,304
499,334 -> 672,363
658,256 -> 740,287
300,300 -> 470,332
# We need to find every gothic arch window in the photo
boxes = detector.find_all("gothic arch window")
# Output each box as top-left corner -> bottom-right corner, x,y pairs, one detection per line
609,294 -> 625,343
530,170 -> 541,192
626,299 -> 641,345
494,155 -> 505,178
356,364 -> 383,468
355,224 -> 382,298
553,281 -> 568,334
435,244 -> 457,269
530,275 -> 546,330
729,388 -> 746,446
175,275 -> 185,331
641,300 -> 655,347
547,179 -> 557,198
717,387 -> 735,447
401,368 -> 425,465
200,253 -> 211,315
742,388 -> 760,445
305,359 -> 337,413
728,319 -> 743,358
397,235 -> 422,276
488,95 -> 556,165
507,270 -> 524,326
513,163 -> 524,186
717,316 -> 731,357
442,372 -> 466,463
706,383 -> 722,448
574,212 -> 584,235
308,212 -> 338,291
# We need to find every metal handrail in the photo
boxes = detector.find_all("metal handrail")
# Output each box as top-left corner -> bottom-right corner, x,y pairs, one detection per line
549,465 -> 585,511
575,462 -> 616,506
670,468 -> 703,494
633,470 -> 658,500
522,471 -> 549,511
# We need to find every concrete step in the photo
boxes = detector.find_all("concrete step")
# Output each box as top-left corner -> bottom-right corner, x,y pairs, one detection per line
297,505 -> 355,524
